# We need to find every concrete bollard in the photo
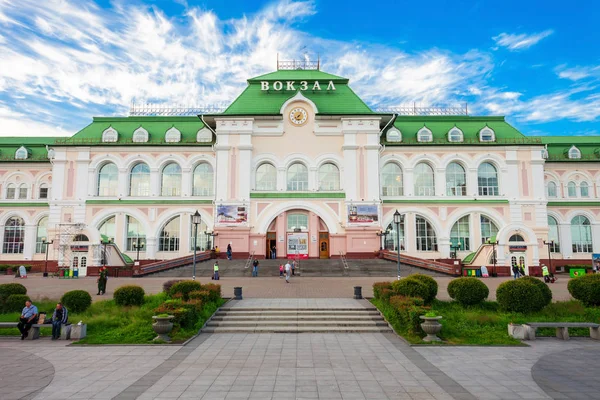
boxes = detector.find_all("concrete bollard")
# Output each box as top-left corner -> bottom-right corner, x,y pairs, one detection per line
354,286 -> 362,299
234,287 -> 243,300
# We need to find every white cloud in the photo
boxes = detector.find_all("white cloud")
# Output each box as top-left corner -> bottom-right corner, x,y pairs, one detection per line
493,30 -> 553,51
556,65 -> 600,81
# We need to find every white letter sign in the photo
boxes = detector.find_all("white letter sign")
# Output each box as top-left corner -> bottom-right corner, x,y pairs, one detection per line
260,80 -> 336,91
261,81 -> 269,91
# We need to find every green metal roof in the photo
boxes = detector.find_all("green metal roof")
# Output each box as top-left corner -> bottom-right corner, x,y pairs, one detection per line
221,69 -> 373,115
0,136 -> 58,163
540,135 -> 600,162
57,116 -> 211,146
384,116 -> 541,145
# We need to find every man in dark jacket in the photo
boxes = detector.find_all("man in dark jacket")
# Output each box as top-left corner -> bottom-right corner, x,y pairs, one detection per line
51,303 -> 68,340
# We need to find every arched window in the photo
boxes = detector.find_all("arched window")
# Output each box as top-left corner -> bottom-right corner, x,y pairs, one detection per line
18,184 -> 27,199
73,234 -> 89,242
287,214 -> 308,231
256,163 -> 277,191
126,216 -> 146,251
189,216 -> 209,251
571,215 -> 592,253
446,162 -> 466,196
548,216 -> 560,253
6,183 -> 15,199
287,163 -> 308,191
159,217 -> 180,252
386,128 -> 401,142
129,163 -> 150,197
479,127 -> 495,142
132,127 -> 149,143
165,127 -> 181,143
381,163 -> 403,196
417,127 -> 433,142
39,183 -> 49,199
193,163 -> 214,196
161,163 -> 181,196
509,234 -> 525,242
98,216 -> 116,241
3,217 -> 25,254
567,181 -> 577,198
102,127 -> 118,143
384,218 -> 405,251
98,163 -> 118,196
581,182 -> 589,197
414,162 -> 435,196
35,216 -> 48,253
415,216 -> 437,251
448,127 -> 463,143
196,128 -> 212,143
450,216 -> 470,250
480,215 -> 499,244
547,182 -> 557,198
568,146 -> 581,159
15,146 -> 29,160
318,163 -> 340,191
478,162 -> 499,196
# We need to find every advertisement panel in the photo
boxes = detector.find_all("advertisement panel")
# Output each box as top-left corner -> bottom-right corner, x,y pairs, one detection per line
347,204 -> 378,224
593,253 -> 600,273
287,232 -> 308,258
216,204 -> 247,225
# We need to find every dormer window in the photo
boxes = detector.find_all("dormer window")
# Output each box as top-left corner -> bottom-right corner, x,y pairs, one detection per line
448,127 -> 463,142
165,127 -> 181,143
417,127 -> 433,142
196,128 -> 212,143
15,146 -> 29,160
479,127 -> 495,142
386,128 -> 402,142
132,127 -> 149,143
102,127 -> 118,143
568,146 -> 581,159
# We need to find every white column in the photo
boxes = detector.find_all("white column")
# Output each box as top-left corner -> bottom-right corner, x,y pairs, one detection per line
438,237 -> 451,258
405,213 -> 416,253
435,168 -> 446,197
181,167 -> 192,197
309,167 -> 318,191
404,168 -> 414,197
593,223 -> 600,253
118,168 -> 127,197
150,168 -> 160,197
146,237 -> 157,259
277,167 -> 286,191
559,223 -> 573,259
23,224 -> 37,260
467,168 -> 477,196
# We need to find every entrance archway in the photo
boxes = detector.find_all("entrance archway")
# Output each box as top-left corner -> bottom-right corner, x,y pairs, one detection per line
265,209 -> 330,259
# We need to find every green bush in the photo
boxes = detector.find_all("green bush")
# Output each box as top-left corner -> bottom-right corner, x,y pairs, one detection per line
189,290 -> 211,303
113,285 -> 145,307
201,283 -> 221,303
379,288 -> 394,302
373,282 -> 392,300
447,277 -> 489,306
391,278 -> 429,301
496,280 -> 546,313
154,299 -> 198,328
389,295 -> 429,334
169,281 -> 202,301
0,283 -> 27,301
61,290 -> 92,313
407,274 -> 438,304
4,294 -> 31,313
568,274 -> 600,306
0,265 -> 31,273
520,276 -> 552,307
162,279 -> 183,293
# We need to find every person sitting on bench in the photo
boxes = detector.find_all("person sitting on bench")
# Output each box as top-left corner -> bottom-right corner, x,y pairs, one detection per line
18,299 -> 38,340
51,302 -> 68,340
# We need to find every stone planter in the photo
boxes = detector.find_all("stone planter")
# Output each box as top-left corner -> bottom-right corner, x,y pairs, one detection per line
152,315 -> 174,342
508,323 -> 530,340
420,316 -> 442,342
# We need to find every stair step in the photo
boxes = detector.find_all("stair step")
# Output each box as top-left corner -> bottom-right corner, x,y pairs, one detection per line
207,321 -> 389,327
218,307 -> 376,312
211,316 -> 384,321
215,310 -> 380,315
202,327 -> 393,333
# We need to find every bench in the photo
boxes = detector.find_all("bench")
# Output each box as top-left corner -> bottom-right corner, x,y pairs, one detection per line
524,322 -> 600,340
0,322 -> 45,340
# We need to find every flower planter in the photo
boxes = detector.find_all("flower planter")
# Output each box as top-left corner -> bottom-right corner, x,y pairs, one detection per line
420,316 -> 442,342
152,315 -> 174,342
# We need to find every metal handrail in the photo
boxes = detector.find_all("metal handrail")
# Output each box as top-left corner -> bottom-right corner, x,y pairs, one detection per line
243,251 -> 255,269
381,250 -> 459,275
340,252 -> 349,269
136,252 -> 211,275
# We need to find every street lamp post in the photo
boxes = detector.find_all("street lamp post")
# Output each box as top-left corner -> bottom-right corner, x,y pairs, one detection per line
42,237 -> 53,277
376,227 -> 391,250
450,243 -> 461,260
543,240 -> 554,273
132,240 -> 145,263
487,239 -> 499,272
393,210 -> 402,280
204,230 -> 218,251
191,210 -> 202,281
101,237 -> 113,269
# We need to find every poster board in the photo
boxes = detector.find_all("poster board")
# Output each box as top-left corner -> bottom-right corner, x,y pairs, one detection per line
347,204 -> 379,225
287,232 -> 308,258
216,204 -> 248,225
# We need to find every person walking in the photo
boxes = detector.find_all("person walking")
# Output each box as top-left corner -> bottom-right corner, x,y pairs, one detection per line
213,261 -> 220,280
17,299 -> 38,340
51,302 -> 68,340
97,266 -> 108,295
226,244 -> 232,260
252,258 -> 259,277
519,262 -> 526,277
512,264 -> 520,280
279,263 -> 284,278
284,261 -> 291,283
542,265 -> 550,283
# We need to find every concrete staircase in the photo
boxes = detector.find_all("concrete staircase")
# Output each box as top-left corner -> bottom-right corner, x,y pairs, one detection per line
202,306 -> 393,333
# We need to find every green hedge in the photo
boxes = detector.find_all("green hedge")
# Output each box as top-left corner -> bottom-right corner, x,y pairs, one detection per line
391,278 -> 429,301
61,290 -> 92,313
114,285 -> 145,307
407,274 -> 438,304
0,283 -> 27,301
568,274 -> 600,306
496,280 -> 546,313
169,281 -> 202,301
447,278 -> 489,306
373,282 -> 392,300
389,295 -> 429,334
520,277 -> 552,307
0,265 -> 32,273
5,294 -> 31,313
201,283 -> 221,303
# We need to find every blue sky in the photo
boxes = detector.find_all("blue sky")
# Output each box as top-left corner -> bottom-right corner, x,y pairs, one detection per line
0,0 -> 599,137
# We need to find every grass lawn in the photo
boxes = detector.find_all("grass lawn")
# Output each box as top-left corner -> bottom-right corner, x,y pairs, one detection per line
372,299 -> 600,345
0,294 -> 226,344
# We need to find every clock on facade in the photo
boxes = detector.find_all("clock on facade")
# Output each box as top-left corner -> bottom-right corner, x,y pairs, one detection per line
289,107 -> 308,126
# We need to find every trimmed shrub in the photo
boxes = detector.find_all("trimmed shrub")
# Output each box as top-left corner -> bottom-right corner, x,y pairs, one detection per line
113,285 -> 145,307
389,295 -> 429,334
520,276 -> 552,307
189,290 -> 211,303
379,288 -> 394,302
373,282 -> 392,300
162,279 -> 183,293
61,290 -> 92,313
568,274 -> 600,306
5,294 -> 31,313
169,281 -> 202,301
407,274 -> 438,304
201,283 -> 221,302
0,283 -> 27,301
391,278 -> 429,301
447,277 -> 489,306
496,280 -> 545,313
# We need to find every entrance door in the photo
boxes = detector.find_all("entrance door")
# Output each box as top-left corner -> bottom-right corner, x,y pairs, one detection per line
510,254 -> 527,275
319,232 -> 329,259
266,232 -> 276,259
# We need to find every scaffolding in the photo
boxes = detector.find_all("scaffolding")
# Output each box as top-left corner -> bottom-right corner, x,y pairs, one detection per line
56,223 -> 86,268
